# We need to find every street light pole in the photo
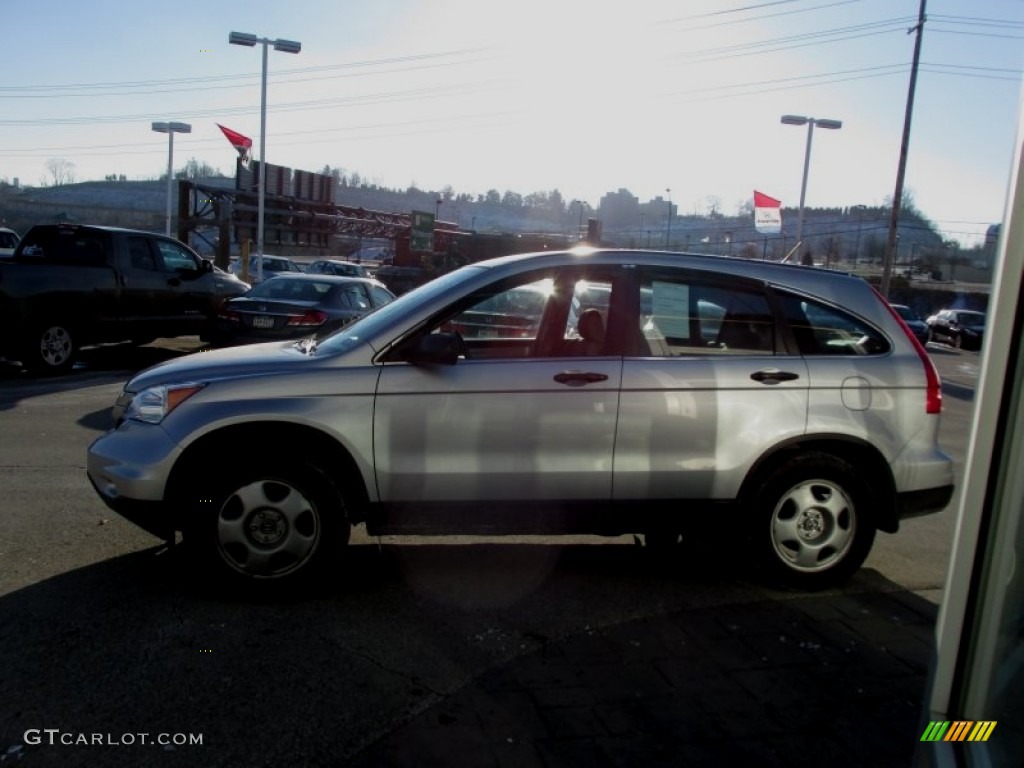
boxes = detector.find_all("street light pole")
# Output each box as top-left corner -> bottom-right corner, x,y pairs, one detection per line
229,31 -> 301,282
781,115 -> 842,259
151,121 -> 191,237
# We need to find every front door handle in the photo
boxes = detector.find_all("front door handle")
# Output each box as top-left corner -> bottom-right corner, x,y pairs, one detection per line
554,371 -> 609,386
750,369 -> 800,385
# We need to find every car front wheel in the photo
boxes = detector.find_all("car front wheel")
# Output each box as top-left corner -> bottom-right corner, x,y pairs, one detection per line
23,323 -> 77,374
188,459 -> 349,588
751,453 -> 876,589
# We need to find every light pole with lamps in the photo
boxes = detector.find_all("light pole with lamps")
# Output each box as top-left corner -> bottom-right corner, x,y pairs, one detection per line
151,121 -> 191,237
665,188 -> 672,248
781,114 -> 842,259
229,31 -> 301,282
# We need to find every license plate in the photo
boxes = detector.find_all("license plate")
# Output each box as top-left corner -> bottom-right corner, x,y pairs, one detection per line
251,315 -> 275,329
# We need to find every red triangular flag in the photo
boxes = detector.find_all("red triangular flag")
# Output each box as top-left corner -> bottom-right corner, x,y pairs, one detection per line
217,124 -> 252,167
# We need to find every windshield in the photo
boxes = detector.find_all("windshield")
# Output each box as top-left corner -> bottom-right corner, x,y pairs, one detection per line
893,305 -> 919,322
247,278 -> 335,299
314,265 -> 487,355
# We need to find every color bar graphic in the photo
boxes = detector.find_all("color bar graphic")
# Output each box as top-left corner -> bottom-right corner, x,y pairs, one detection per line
920,721 -> 996,742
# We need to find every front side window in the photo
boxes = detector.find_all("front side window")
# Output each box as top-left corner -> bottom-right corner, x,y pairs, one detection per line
447,279 -> 555,343
778,292 -> 890,356
154,240 -> 199,273
393,268 -> 622,361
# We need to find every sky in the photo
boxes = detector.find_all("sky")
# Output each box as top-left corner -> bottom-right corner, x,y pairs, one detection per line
2,0 -> 1022,246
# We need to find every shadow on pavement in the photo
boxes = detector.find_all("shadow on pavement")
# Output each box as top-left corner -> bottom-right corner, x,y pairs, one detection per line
0,541 -> 935,767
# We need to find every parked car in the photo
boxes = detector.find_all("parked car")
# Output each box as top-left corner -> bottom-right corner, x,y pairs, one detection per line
0,227 -> 20,257
0,224 -> 248,372
228,254 -> 304,284
305,259 -> 370,278
214,274 -> 394,345
88,249 -> 953,591
373,264 -> 427,295
890,303 -> 930,345
926,308 -> 986,350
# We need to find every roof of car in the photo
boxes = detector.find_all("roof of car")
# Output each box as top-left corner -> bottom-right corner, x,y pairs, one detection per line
250,273 -> 386,286
469,248 -> 879,317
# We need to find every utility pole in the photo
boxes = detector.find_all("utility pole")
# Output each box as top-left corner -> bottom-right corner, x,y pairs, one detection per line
881,0 -> 926,298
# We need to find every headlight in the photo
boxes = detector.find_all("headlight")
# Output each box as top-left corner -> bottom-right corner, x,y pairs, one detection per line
124,383 -> 205,424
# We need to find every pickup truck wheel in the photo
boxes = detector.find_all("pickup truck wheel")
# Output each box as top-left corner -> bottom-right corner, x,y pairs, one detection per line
23,323 -> 77,374
188,459 -> 349,589
751,453 -> 876,590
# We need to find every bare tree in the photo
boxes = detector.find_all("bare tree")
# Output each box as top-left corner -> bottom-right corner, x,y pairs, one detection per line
46,158 -> 76,187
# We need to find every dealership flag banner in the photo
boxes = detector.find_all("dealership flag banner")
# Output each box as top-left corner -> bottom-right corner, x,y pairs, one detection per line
754,190 -> 782,234
217,124 -> 253,168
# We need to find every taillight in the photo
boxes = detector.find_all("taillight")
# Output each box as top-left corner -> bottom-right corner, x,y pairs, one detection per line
873,287 -> 942,414
286,310 -> 328,327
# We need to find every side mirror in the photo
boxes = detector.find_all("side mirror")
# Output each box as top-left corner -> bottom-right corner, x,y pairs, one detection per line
406,332 -> 464,366
200,259 -> 214,273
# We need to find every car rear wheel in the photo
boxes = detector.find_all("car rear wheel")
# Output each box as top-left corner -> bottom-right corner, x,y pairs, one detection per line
23,323 -> 77,374
187,459 -> 349,589
751,453 -> 875,589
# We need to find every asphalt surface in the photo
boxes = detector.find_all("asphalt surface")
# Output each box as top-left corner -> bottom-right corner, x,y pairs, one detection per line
0,338 -> 977,767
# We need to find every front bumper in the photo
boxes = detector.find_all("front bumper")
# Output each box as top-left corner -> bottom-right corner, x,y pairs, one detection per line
87,422 -> 183,538
88,473 -> 175,540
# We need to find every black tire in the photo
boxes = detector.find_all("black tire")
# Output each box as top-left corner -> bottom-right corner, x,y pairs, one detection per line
184,459 -> 350,590
750,452 -> 876,590
22,323 -> 77,374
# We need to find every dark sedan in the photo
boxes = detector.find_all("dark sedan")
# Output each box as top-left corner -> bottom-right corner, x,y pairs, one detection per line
214,274 -> 394,345
925,308 -> 986,350
891,304 -> 930,345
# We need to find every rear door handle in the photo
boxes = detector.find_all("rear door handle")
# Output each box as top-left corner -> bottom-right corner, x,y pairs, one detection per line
554,371 -> 608,386
750,369 -> 800,384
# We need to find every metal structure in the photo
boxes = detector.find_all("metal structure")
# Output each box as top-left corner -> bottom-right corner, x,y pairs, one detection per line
176,179 -> 464,267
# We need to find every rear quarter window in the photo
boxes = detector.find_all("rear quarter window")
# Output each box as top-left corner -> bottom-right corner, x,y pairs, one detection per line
778,292 -> 890,356
16,228 -> 109,266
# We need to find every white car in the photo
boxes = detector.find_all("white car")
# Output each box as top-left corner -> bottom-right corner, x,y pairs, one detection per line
0,227 -> 20,257
228,254 -> 304,284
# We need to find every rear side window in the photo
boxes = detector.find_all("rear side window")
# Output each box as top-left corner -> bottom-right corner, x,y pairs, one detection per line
336,285 -> 371,310
778,293 -> 890,356
636,269 -> 775,356
16,227 -> 108,266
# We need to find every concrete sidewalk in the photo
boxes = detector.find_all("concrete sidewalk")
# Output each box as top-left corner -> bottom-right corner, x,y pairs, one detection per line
350,586 -> 936,767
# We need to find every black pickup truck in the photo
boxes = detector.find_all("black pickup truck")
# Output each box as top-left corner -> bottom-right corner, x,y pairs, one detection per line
0,224 -> 249,373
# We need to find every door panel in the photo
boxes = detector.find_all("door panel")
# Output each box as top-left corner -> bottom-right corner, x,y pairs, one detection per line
375,358 -> 622,501
612,267 -> 809,501
615,355 -> 808,500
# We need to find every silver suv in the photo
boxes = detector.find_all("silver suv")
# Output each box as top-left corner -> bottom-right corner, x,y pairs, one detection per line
87,249 -> 954,589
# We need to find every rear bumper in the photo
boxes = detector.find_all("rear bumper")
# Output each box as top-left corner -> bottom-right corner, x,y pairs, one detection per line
896,484 -> 955,521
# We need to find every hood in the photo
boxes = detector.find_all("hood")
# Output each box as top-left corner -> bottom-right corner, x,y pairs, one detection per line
126,340 -> 315,392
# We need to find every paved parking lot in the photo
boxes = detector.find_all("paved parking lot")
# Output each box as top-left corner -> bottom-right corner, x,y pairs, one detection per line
0,337 -> 978,766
